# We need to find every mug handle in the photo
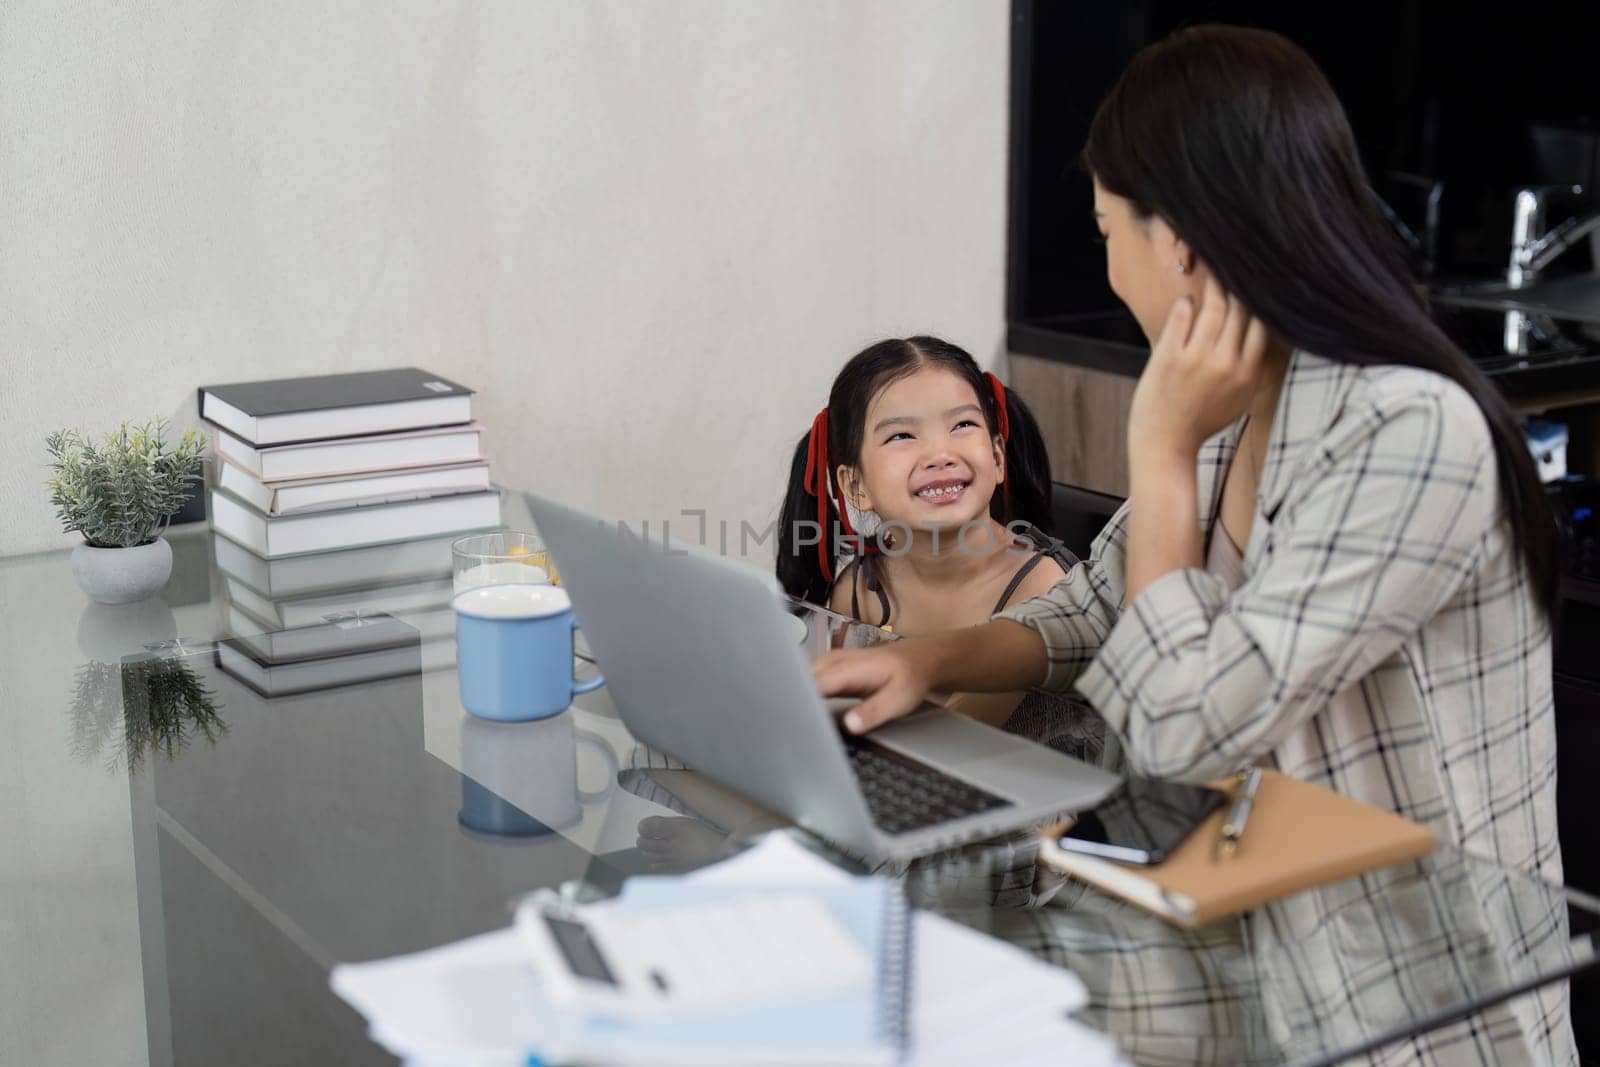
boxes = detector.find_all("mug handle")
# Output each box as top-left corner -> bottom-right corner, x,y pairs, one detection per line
570,616 -> 605,694
573,728 -> 620,803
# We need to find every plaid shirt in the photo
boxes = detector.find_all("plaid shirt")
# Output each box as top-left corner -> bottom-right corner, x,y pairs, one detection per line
1000,351 -> 1574,1065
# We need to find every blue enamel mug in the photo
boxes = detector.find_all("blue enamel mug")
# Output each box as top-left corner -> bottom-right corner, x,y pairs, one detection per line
452,584 -> 605,722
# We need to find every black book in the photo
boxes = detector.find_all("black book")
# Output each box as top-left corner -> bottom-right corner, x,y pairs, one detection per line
215,632 -> 455,697
222,609 -> 427,667
198,367 -> 474,447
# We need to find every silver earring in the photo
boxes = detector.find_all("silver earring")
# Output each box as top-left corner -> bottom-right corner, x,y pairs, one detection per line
1175,260 -> 1188,274
851,505 -> 882,541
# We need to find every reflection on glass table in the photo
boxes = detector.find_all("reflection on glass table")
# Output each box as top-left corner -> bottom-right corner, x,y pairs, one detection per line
70,650 -> 228,773
458,711 -> 618,840
606,742 -> 1596,1067
1,511 -> 1594,1067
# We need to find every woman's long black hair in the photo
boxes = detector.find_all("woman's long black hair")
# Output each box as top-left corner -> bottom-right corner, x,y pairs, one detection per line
1084,24 -> 1558,622
776,336 -> 1056,605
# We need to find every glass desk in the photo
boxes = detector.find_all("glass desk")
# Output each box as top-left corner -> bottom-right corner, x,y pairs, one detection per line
2,519 -> 1596,1066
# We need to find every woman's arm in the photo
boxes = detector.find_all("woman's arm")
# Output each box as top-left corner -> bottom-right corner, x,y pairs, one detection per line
1079,385 -> 1501,781
813,617 -> 1050,733
1124,449 -> 1204,601
1123,279 -> 1263,601
819,547 -> 1081,729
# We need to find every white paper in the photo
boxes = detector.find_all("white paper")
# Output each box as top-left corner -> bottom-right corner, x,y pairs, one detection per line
685,831 -> 856,888
330,929 -> 542,1066
686,833 -> 1104,1052
333,831 -> 1129,1067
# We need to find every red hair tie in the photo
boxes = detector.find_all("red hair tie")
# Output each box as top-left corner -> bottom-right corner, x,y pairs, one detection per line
984,371 -> 1010,444
984,371 -> 1013,515
801,408 -> 857,583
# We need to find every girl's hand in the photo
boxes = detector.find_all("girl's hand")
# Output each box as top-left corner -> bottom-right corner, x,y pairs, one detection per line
1128,276 -> 1268,464
813,642 -> 938,734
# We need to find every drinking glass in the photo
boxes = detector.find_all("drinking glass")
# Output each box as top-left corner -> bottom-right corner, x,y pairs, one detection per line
452,530 -> 557,593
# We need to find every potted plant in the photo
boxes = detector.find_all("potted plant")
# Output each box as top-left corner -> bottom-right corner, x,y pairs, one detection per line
46,418 -> 206,604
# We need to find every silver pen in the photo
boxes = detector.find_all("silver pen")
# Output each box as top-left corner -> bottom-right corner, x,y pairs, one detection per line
1215,766 -> 1264,861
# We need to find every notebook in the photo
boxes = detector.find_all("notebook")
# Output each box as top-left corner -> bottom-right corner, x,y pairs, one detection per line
1038,769 -> 1435,928
199,367 -> 473,446
528,876 -> 911,1065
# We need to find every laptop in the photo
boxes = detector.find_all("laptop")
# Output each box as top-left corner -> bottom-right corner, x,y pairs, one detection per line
527,492 -> 1120,861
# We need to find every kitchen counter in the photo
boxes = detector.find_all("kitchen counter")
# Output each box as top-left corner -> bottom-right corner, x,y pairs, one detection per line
1009,302 -> 1600,409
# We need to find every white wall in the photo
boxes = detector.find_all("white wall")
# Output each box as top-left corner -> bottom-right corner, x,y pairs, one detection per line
1,8 -> 1008,1060
1,2 -> 1009,560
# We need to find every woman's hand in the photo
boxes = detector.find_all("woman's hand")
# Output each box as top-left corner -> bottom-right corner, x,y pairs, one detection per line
813,640 -> 940,734
1122,276 -> 1268,600
1128,276 -> 1268,464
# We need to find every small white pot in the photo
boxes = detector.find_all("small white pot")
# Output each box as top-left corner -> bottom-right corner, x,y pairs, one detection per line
71,538 -> 173,605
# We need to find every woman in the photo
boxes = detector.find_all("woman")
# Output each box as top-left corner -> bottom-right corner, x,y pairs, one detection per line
815,25 -> 1572,1064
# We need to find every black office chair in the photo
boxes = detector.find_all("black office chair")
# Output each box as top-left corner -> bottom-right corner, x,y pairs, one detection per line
1048,482 -> 1125,562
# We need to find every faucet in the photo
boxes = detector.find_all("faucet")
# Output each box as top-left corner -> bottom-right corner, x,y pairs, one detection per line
1508,184 -> 1600,287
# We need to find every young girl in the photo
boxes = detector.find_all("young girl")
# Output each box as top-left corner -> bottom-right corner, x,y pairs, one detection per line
775,336 -> 1105,757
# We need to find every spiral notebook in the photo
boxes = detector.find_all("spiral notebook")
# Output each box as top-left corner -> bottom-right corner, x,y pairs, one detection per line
537,876 -> 911,1065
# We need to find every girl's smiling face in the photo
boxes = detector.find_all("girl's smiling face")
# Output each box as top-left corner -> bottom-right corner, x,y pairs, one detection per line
839,366 -> 1004,534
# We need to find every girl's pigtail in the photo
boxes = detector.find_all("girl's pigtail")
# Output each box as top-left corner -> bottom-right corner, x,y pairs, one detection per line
775,414 -> 853,604
985,373 -> 1057,537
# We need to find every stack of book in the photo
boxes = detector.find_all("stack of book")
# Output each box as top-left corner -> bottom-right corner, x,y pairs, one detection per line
201,367 -> 502,559
201,367 -> 503,694
211,534 -> 461,696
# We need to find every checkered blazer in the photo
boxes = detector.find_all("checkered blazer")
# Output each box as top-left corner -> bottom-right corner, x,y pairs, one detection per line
999,350 -> 1574,1065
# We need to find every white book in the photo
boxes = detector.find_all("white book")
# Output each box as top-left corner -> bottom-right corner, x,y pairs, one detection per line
217,637 -> 455,697
212,532 -> 455,600
225,577 -> 454,631
214,424 -> 485,483
216,459 -> 492,516
210,487 -> 502,559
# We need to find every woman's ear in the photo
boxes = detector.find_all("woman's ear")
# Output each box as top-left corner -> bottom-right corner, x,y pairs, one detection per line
835,464 -> 870,511
1170,234 -> 1209,298
1171,236 -> 1195,277
1154,215 -> 1198,278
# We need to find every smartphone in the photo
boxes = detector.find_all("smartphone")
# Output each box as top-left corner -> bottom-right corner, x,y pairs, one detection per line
1056,777 -> 1227,865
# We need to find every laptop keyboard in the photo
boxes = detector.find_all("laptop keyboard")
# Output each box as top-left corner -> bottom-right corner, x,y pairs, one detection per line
842,734 -> 1012,834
